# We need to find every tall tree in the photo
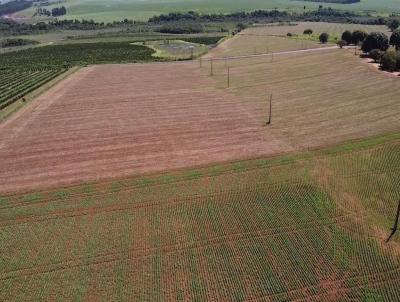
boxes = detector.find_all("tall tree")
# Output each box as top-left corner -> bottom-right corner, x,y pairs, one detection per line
390,29 -> 400,50
387,19 -> 400,31
341,30 -> 352,44
361,32 -> 389,53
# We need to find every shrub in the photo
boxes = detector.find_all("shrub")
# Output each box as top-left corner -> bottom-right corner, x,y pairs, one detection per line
319,33 -> 329,44
237,23 -> 247,32
352,30 -> 367,45
341,30 -> 352,44
369,49 -> 383,62
303,29 -> 313,35
380,49 -> 397,71
387,19 -> 400,31
337,40 -> 347,48
397,51 -> 400,70
287,32 -> 293,37
362,32 -> 389,53
390,29 -> 400,50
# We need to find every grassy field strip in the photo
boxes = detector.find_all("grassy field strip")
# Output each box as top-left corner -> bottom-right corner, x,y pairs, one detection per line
202,45 -> 338,61
203,35 -> 400,150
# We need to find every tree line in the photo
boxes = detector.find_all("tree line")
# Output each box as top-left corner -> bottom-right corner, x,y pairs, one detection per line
0,7 -> 399,38
34,6 -> 67,17
338,21 -> 400,72
148,8 -> 389,25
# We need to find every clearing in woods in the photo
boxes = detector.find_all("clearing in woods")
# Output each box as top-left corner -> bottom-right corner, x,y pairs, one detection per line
0,133 -> 399,300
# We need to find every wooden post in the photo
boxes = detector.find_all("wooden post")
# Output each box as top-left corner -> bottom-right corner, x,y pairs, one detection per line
210,59 -> 213,76
386,200 -> 400,242
227,67 -> 230,88
266,93 -> 272,125
200,57 -> 202,68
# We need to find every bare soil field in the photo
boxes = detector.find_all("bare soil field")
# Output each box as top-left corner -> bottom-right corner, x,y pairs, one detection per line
0,62 -> 287,193
2,43 -> 400,193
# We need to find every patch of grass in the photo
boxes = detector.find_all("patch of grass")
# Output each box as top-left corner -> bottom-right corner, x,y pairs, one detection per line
22,193 -> 42,203
134,39 -> 208,60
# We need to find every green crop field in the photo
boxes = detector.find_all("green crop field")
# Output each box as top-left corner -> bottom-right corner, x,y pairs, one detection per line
0,42 -> 156,69
1,133 -> 399,300
17,0 -> 400,22
0,68 -> 66,109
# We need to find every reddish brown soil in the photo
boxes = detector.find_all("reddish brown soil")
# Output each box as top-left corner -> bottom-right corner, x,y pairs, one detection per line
0,62 -> 288,193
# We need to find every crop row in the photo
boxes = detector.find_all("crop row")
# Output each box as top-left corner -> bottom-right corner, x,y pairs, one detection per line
0,42 -> 157,69
0,69 -> 66,109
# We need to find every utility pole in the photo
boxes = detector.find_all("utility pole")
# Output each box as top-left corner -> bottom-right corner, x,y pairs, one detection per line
227,67 -> 230,88
386,199 -> 400,242
266,93 -> 272,125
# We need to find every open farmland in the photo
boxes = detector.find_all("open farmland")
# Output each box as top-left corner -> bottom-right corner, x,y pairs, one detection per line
0,133 -> 399,300
204,33 -> 329,58
1,38 -> 400,192
1,18 -> 400,300
0,62 -> 287,193
16,0 -> 400,22
204,41 -> 400,150
205,23 -> 390,58
0,42 -> 158,111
